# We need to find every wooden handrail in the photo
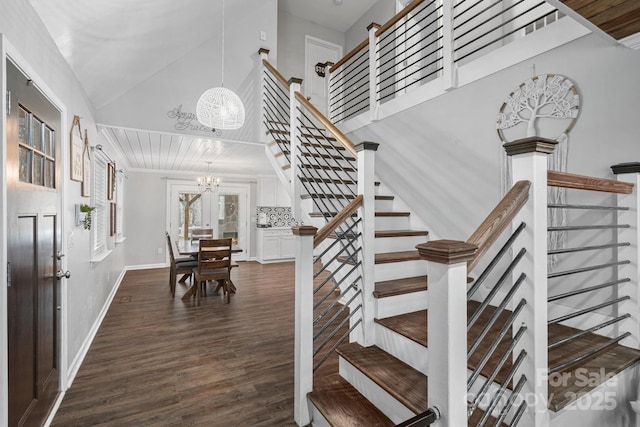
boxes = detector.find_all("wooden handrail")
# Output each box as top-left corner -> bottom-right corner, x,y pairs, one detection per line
376,0 -> 425,37
262,59 -> 289,90
467,180 -> 531,272
294,91 -> 357,157
548,170 -> 633,194
314,195 -> 363,248
330,38 -> 369,73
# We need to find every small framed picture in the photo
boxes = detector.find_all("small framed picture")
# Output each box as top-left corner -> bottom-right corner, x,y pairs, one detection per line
81,130 -> 91,197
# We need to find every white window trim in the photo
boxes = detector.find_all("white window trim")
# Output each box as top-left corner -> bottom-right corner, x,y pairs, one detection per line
90,150 -> 111,262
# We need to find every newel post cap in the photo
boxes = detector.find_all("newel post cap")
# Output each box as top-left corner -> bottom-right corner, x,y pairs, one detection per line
611,162 -> 640,175
292,225 -> 318,236
288,77 -> 303,86
503,137 -> 558,156
355,141 -> 379,152
416,240 -> 478,265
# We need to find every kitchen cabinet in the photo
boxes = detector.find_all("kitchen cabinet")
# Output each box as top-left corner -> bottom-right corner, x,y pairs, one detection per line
256,228 -> 295,262
258,178 -> 291,207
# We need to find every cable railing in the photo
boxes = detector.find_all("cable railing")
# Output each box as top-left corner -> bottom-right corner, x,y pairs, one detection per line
546,170 -> 634,374
262,57 -> 292,164
376,0 -> 444,104
328,0 -> 566,124
465,183 -> 531,426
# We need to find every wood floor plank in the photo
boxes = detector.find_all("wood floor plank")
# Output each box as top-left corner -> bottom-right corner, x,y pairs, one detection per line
52,262 -> 299,427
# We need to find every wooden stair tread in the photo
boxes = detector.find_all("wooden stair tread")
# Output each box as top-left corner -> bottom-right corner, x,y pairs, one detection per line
375,211 -> 410,217
374,276 -> 428,299
376,310 -> 427,347
302,194 -> 393,201
339,251 -> 422,265
375,229 -> 428,238
308,376 -> 394,427
338,343 -> 427,414
305,164 -> 356,172
300,177 -> 355,185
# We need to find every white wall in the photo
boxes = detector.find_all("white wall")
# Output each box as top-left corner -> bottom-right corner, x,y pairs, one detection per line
276,8 -> 345,83
0,0 -> 130,420
344,0 -> 395,52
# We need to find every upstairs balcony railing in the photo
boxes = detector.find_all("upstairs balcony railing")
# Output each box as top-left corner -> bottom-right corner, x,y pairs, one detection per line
328,0 -> 568,125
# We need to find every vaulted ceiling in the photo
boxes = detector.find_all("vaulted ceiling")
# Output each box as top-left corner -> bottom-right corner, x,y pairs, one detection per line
27,0 -> 378,174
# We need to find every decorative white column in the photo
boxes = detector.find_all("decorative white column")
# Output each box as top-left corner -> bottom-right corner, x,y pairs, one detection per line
504,137 -> 557,427
289,77 -> 303,221
612,162 -> 640,348
258,48 -> 270,144
292,224 -> 318,426
367,23 -> 381,120
416,240 -> 477,427
356,141 -> 379,346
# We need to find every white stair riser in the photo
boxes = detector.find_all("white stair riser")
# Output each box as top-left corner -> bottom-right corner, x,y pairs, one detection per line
309,405 -> 331,427
376,290 -> 428,319
375,216 -> 410,230
374,321 -> 428,375
374,260 -> 428,282
374,199 -> 394,211
375,235 -> 428,253
339,358 -> 415,424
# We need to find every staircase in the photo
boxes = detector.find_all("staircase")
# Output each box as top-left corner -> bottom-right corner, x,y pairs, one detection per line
259,22 -> 640,423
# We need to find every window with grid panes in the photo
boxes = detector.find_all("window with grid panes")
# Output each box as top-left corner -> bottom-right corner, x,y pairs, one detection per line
17,106 -> 56,188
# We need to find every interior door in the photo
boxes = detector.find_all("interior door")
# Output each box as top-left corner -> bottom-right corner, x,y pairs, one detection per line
6,60 -> 62,426
304,36 -> 343,116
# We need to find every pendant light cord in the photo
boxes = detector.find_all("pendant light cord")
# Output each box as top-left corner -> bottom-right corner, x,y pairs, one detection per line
221,0 -> 225,87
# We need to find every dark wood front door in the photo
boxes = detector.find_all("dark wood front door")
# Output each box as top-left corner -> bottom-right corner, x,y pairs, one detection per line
7,60 -> 62,426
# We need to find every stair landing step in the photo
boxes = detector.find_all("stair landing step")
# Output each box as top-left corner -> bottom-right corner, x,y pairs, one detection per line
308,376 -> 394,427
374,276 -> 427,299
376,310 -> 427,347
338,343 -> 426,414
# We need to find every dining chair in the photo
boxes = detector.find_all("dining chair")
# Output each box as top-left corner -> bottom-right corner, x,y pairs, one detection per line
191,228 -> 214,241
193,238 -> 233,305
165,232 -> 198,298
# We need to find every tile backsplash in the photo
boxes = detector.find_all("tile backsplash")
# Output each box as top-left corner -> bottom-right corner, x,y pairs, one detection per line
257,206 -> 296,227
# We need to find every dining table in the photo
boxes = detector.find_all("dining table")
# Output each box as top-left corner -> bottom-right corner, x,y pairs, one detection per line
175,240 -> 243,301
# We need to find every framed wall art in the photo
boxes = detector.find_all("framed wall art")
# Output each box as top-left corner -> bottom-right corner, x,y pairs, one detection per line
70,115 -> 83,181
81,130 -> 91,197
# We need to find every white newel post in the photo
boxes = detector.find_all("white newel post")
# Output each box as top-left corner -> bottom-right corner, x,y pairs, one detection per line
325,61 -> 334,121
356,141 -> 379,346
292,224 -> 318,427
258,48 -> 270,144
289,78 -> 303,220
367,23 -> 381,120
612,162 -> 640,348
441,1 -> 456,91
416,240 -> 477,427
504,137 -> 558,427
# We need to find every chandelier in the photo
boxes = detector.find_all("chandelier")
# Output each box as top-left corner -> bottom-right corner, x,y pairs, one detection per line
196,0 -> 245,130
198,162 -> 220,192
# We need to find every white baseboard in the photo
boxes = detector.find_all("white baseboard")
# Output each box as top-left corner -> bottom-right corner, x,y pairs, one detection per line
125,263 -> 166,270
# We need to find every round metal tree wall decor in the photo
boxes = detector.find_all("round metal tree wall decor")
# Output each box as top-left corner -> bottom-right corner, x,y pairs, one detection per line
496,74 -> 580,142
497,74 -> 581,265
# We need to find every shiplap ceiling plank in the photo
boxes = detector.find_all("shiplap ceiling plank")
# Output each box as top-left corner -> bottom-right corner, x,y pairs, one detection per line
99,126 -> 274,177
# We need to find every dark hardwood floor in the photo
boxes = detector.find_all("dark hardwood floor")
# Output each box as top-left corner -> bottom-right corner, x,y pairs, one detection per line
52,262 -> 299,427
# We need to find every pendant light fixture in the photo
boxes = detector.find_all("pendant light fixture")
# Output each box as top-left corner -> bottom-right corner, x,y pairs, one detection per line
196,0 -> 245,130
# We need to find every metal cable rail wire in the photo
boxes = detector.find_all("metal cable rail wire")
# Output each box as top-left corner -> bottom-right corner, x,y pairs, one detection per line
328,47 -> 370,123
376,0 -> 444,103
453,0 -> 557,64
262,68 -> 291,161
